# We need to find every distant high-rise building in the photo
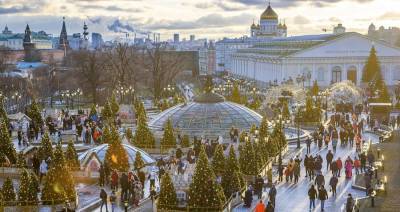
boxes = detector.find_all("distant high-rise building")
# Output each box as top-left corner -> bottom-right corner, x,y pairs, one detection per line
190,35 -> 195,41
174,33 -> 180,43
59,17 -> 69,51
92,33 -> 103,49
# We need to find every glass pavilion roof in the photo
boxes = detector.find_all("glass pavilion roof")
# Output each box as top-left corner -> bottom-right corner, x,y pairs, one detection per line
149,95 -> 262,138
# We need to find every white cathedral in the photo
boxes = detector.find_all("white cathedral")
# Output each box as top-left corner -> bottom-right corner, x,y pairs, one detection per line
216,3 -> 400,87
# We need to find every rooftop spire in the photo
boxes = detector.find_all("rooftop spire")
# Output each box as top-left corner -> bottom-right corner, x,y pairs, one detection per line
59,16 -> 69,50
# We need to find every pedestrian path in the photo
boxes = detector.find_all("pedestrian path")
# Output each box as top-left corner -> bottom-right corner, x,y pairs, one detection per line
233,132 -> 379,212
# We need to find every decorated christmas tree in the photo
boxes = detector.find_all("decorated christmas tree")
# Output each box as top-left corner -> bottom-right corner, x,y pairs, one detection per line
42,142 -> 76,204
110,94 -> 120,116
134,152 -> 145,170
1,177 -> 15,206
181,134 -> 190,148
65,140 -> 80,171
157,173 -> 178,210
211,144 -> 226,176
0,121 -> 17,164
311,80 -> 319,97
125,128 -> 133,141
26,99 -> 43,131
89,104 -> 98,121
102,126 -> 111,143
18,169 -> 31,205
38,133 -> 53,162
259,116 -> 269,139
362,46 -> 381,84
230,82 -> 242,104
105,126 -> 129,172
27,173 -> 39,204
271,121 -> 287,156
16,151 -> 27,168
221,170 -> 242,197
161,119 -> 176,148
133,113 -> 155,148
101,101 -> 112,121
188,146 -> 226,210
239,140 -> 258,175
0,97 -> 9,128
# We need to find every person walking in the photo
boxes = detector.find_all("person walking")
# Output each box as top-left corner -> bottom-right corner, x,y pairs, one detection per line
293,162 -> 300,183
318,185 -> 328,211
269,184 -> 277,206
39,160 -> 48,183
255,200 -> 265,212
266,200 -> 275,212
331,128 -> 338,153
329,175 -> 338,197
336,158 -> 343,177
315,174 -> 325,189
100,188 -> 108,212
255,175 -> 264,199
99,164 -> 105,187
306,137 -> 312,154
354,157 -> 361,175
120,173 -> 129,201
326,150 -> 333,171
359,152 -> 367,173
278,165 -> 284,182
111,170 -> 118,191
244,186 -> 253,208
308,184 -> 317,210
345,157 -> 353,179
346,194 -> 354,212
110,190 -> 116,212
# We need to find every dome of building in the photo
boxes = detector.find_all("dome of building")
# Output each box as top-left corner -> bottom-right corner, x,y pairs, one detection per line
261,4 -> 278,20
78,143 -> 156,167
251,23 -> 258,29
149,93 -> 262,138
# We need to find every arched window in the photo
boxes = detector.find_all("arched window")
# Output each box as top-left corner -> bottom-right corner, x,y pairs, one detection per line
332,66 -> 342,83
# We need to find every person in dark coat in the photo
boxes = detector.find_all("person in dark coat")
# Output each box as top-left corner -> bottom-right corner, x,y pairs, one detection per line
359,152 -> 367,173
99,164 -> 105,187
268,184 -> 277,206
308,185 -> 317,210
331,161 -> 338,177
329,175 -> 338,196
244,187 -> 253,208
265,201 -> 275,212
315,174 -> 325,189
255,175 -> 264,199
120,173 -> 129,201
346,193 -> 354,212
326,150 -> 334,170
100,188 -> 108,212
318,185 -> 328,211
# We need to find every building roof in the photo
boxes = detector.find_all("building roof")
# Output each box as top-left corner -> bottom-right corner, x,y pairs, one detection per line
235,33 -> 346,57
261,4 -> 278,20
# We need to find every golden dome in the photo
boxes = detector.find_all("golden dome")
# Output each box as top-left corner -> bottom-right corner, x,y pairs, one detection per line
260,4 -> 278,20
283,23 -> 287,29
251,23 -> 257,29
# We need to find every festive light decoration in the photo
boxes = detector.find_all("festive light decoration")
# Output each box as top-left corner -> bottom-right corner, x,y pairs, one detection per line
65,140 -> 80,171
211,144 -> 225,176
42,144 -> 76,205
188,146 -> 226,210
105,126 -> 129,171
16,152 -> 27,168
38,133 -> 54,162
161,119 -> 176,148
1,177 -> 16,206
26,100 -> 43,132
0,120 -> 17,164
157,173 -> 178,210
133,101 -> 155,148
239,140 -> 258,175
0,96 -> 9,128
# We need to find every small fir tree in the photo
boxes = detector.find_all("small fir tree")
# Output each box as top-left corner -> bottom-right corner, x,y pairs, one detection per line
89,104 -> 97,120
259,116 -> 269,138
18,169 -> 31,205
65,140 -> 80,170
157,173 -> 178,210
26,100 -> 43,131
133,114 -> 155,148
105,126 -> 129,171
38,133 -> 53,162
161,119 -> 176,148
230,82 -> 242,104
125,128 -> 133,141
239,140 -> 258,175
211,144 -> 226,176
134,152 -> 145,170
311,80 -> 319,97
0,97 -> 9,127
362,46 -> 381,84
188,146 -> 226,210
181,134 -> 190,148
110,94 -> 120,116
27,173 -> 39,204
0,121 -> 17,164
221,170 -> 242,197
101,102 -> 112,121
1,177 -> 15,205
16,151 -> 27,168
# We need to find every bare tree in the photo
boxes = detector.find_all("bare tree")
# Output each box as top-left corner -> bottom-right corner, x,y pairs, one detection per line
107,43 -> 139,90
70,50 -> 109,104
0,47 -> 11,73
144,43 -> 184,99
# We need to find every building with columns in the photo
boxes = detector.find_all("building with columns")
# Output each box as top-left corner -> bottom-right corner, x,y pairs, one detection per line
230,32 -> 400,87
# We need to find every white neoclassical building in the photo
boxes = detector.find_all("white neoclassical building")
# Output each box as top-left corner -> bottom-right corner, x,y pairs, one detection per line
230,32 -> 400,87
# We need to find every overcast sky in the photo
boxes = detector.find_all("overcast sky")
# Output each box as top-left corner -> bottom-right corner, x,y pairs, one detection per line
1,0 -> 400,41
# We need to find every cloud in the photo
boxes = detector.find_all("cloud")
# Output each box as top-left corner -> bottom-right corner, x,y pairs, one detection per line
0,5 -> 34,14
194,2 -> 214,9
379,11 -> 400,20
292,15 -> 311,25
87,16 -> 102,24
107,19 -> 135,33
145,13 -> 253,30
228,0 -> 374,8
